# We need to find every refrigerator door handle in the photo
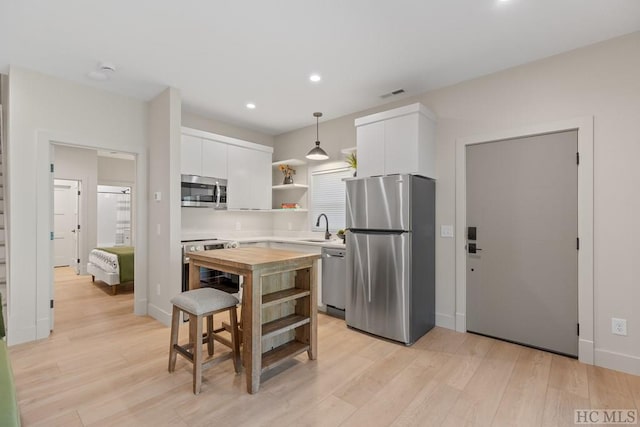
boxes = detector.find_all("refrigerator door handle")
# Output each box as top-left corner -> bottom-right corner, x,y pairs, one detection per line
348,228 -> 406,235
367,265 -> 372,303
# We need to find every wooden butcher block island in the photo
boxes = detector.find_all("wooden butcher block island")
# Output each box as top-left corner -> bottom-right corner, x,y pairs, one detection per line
188,247 -> 320,393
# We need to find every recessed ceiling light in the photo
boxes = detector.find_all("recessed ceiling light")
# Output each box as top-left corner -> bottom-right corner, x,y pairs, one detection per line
309,74 -> 322,83
246,103 -> 256,109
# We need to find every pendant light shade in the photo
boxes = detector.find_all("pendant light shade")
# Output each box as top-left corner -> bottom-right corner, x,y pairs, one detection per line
306,112 -> 329,160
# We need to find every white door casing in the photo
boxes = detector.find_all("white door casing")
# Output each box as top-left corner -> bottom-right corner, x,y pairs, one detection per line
33,131 -> 148,343
455,117 -> 594,364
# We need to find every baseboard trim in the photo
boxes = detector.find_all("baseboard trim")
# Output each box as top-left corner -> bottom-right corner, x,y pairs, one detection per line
436,312 -> 455,330
6,323 -> 36,346
134,298 -> 148,316
595,348 -> 640,376
147,302 -> 171,327
579,338 -> 594,365
455,312 -> 466,333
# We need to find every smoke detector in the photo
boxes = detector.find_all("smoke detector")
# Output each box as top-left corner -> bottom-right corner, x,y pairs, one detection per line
87,62 -> 117,81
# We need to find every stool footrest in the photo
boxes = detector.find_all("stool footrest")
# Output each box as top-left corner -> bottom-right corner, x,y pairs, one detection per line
174,344 -> 194,362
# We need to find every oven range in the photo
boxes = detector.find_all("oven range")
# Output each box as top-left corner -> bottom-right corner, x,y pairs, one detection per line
181,239 -> 240,295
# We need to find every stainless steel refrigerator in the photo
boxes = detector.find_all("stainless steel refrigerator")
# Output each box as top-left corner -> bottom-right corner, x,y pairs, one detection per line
345,174 -> 435,345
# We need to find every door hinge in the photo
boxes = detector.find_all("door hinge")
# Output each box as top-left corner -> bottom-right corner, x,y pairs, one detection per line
77,190 -> 81,196
50,300 -> 54,309
77,224 -> 81,230
577,323 -> 580,336
50,163 -> 54,173
576,237 -> 580,250
77,258 -> 80,264
50,231 -> 54,241
576,152 -> 580,165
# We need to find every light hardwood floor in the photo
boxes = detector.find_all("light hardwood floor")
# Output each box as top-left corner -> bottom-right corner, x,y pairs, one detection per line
9,267 -> 640,426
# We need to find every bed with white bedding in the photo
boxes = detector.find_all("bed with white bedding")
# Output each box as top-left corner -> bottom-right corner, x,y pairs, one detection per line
87,246 -> 134,295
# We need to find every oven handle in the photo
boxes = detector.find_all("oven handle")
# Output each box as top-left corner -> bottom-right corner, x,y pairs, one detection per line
215,182 -> 220,208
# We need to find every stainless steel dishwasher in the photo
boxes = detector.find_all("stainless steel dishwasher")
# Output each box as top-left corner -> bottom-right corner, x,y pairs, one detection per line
321,247 -> 346,318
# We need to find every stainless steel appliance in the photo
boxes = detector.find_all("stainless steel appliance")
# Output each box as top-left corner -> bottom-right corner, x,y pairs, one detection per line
181,175 -> 227,209
321,247 -> 346,319
346,174 -> 435,345
181,239 -> 239,294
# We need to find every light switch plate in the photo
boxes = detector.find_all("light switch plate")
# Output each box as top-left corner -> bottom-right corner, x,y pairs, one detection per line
441,225 -> 454,238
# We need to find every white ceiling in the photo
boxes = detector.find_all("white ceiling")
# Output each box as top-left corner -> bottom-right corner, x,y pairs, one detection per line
1,1 -> 639,135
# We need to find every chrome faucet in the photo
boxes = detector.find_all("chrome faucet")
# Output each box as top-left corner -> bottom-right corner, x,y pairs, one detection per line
316,213 -> 331,240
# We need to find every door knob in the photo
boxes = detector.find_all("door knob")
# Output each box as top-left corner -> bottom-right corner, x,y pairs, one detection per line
468,243 -> 482,254
71,229 -> 76,233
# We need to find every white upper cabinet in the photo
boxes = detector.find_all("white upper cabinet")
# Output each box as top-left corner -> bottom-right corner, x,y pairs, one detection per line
181,134 -> 228,179
227,145 -> 271,210
355,103 -> 437,179
201,139 -> 228,179
182,127 -> 273,210
356,121 -> 385,178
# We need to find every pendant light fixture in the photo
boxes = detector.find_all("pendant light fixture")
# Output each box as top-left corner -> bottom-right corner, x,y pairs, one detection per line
306,112 -> 329,161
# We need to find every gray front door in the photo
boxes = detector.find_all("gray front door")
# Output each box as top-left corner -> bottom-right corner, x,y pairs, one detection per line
466,130 -> 578,356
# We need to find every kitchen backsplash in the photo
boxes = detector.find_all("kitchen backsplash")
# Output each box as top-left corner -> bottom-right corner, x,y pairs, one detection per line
181,208 -> 310,239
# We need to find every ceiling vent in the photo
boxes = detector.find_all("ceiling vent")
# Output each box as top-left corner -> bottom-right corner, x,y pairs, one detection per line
380,88 -> 405,99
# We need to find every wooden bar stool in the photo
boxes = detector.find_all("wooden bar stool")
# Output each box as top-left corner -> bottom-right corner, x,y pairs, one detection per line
168,288 -> 241,394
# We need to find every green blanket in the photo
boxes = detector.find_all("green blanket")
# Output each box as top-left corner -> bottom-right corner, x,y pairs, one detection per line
0,340 -> 20,426
97,246 -> 135,283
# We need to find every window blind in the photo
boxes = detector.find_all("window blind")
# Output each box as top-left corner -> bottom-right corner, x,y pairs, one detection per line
311,168 -> 352,232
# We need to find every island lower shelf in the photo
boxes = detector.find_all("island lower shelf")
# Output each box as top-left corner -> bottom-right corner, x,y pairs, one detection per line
261,340 -> 310,373
262,288 -> 310,307
262,314 -> 310,340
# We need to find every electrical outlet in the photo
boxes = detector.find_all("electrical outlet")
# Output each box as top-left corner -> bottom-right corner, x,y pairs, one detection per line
156,284 -> 161,296
612,318 -> 627,336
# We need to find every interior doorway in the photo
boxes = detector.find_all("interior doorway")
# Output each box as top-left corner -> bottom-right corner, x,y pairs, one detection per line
49,145 -> 137,332
97,185 -> 132,247
53,179 -> 81,272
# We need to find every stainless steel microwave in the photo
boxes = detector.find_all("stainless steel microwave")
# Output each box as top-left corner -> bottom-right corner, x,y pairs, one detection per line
181,175 -> 227,209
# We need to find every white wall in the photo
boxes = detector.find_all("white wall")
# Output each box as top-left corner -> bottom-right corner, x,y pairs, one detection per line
6,66 -> 149,345
147,88 -> 182,326
182,111 -> 275,147
53,145 -> 98,273
181,209 -> 275,241
274,32 -> 640,374
98,156 -> 136,184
